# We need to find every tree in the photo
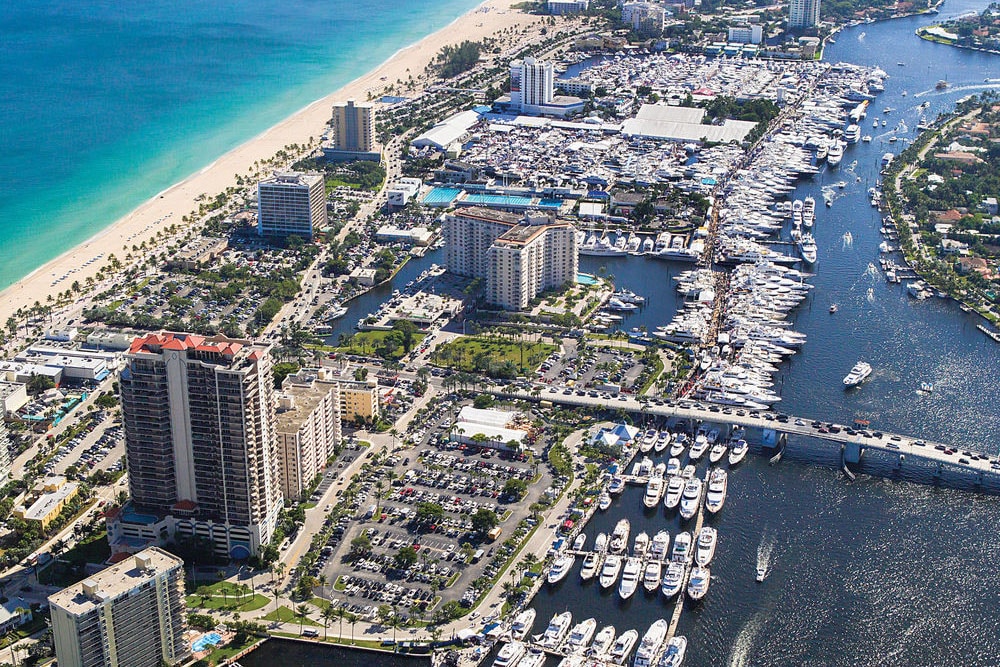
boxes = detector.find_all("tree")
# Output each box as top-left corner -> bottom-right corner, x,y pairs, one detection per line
502,478 -> 528,501
295,604 -> 312,634
322,604 -> 336,641
350,534 -> 372,556
414,502 -> 445,525
471,508 -> 499,535
391,319 -> 419,352
394,546 -> 419,570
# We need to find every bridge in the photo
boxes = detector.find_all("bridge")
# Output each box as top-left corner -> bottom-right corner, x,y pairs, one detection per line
490,386 -> 1000,482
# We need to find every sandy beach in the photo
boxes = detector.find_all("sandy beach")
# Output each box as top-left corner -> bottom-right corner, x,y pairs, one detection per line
0,0 -> 543,325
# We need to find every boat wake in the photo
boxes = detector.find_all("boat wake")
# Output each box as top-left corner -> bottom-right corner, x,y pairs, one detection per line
727,610 -> 765,667
756,538 -> 775,582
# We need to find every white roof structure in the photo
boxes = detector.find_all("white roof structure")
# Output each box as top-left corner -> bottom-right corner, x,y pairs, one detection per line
622,104 -> 757,144
457,406 -> 516,428
412,110 -> 482,150
453,406 -> 526,448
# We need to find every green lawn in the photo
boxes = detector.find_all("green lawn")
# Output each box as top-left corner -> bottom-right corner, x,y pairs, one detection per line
187,580 -> 270,612
431,336 -> 556,375
327,330 -> 425,360
262,605 -> 321,626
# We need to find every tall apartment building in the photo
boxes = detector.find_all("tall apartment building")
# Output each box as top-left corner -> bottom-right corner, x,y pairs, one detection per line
510,57 -> 554,110
331,100 -> 376,153
788,0 -> 820,29
622,2 -> 667,36
257,171 -> 327,239
49,548 -> 189,667
443,207 -> 578,311
728,24 -> 763,44
276,368 -> 342,501
0,421 -> 10,487
113,333 -> 282,559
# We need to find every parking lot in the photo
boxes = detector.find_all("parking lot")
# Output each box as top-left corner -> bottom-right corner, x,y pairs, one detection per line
536,341 -> 649,395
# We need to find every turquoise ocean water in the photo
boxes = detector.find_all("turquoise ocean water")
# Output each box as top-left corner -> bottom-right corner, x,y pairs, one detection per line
0,0 -> 482,289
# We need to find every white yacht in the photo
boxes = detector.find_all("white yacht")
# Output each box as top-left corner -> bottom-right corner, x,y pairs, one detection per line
666,457 -> 681,477
643,476 -> 664,508
682,464 -> 696,479
843,361 -> 873,388
660,561 -> 686,598
659,636 -> 687,667
565,617 -> 598,653
689,434 -> 709,461
591,625 -> 616,658
639,430 -> 657,453
599,554 -> 624,589
654,431 -> 671,454
599,492 -> 612,511
797,232 -> 818,264
511,609 -> 536,640
573,534 -> 587,551
608,477 -> 626,495
705,469 -> 728,514
671,531 -> 693,564
609,629 -> 639,665
580,551 -> 602,581
643,560 -> 662,593
728,438 -> 749,465
669,433 -> 687,457
679,478 -> 703,520
827,141 -> 845,167
845,123 -> 861,144
519,650 -> 546,667
633,532 -> 650,558
708,441 -> 727,464
540,612 -> 573,649
325,303 -> 349,321
687,566 -> 710,600
663,476 -> 684,510
650,530 -> 670,561
695,527 -> 718,567
619,557 -> 642,599
548,554 -> 575,585
595,532 -> 609,553
494,641 -> 527,667
633,620 -> 669,667
610,519 -> 630,554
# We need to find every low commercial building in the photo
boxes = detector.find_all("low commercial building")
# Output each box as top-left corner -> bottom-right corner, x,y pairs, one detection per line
276,369 -> 342,501
14,476 -> 79,530
0,381 -> 29,416
376,226 -> 435,246
0,600 -> 32,635
349,267 -> 379,286
0,361 -> 62,386
450,406 -> 528,451
167,236 -> 228,271
85,329 -> 138,351
45,327 -> 79,342
386,178 -> 422,207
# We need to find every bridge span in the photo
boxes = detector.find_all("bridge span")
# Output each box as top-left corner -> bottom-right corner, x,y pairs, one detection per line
490,386 -> 1000,481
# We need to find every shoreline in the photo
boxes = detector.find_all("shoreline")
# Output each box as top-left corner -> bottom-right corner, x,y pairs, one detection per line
0,0 -> 540,325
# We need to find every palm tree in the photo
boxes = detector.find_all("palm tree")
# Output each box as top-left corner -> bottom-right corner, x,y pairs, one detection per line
295,604 -> 312,634
322,605 -> 336,641
347,612 -> 359,645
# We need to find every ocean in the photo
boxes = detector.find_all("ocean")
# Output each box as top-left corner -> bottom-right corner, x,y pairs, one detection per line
0,0 -> 482,289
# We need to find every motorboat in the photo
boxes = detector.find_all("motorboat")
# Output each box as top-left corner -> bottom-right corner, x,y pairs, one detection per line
827,141 -> 845,168
666,457 -> 681,477
679,478 -> 703,520
591,625 -> 616,658
643,560 -> 662,593
511,609 -> 536,640
728,439 -> 749,465
595,533 -> 609,553
540,611 -> 573,648
797,232 -> 818,264
599,492 -> 612,511
654,431 -> 671,454
619,557 -> 642,599
708,441 -> 727,464
705,469 -> 728,514
580,551 -> 602,581
689,434 -> 709,460
687,566 -> 710,601
608,477 -> 626,495
671,531 -> 693,564
610,519 -> 630,554
609,629 -> 639,665
494,641 -> 527,667
829,304 -> 838,313
633,532 -> 650,558
643,476 -> 664,508
660,636 -> 687,667
548,553 -> 576,584
519,650 -> 546,667
639,430 -> 657,453
695,527 -> 718,567
660,561 -> 686,598
663,477 -> 684,510
650,530 -> 670,561
599,554 -> 623,589
669,433 -> 687,457
633,620 -> 668,667
843,361 -> 873,388
573,534 -> 587,551
681,464 -> 696,480
325,303 -> 349,321
565,618 -> 598,653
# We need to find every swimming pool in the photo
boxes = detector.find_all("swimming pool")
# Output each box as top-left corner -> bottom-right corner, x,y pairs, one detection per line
576,273 -> 598,285
192,632 -> 223,652
462,193 -> 533,207
422,187 -> 462,206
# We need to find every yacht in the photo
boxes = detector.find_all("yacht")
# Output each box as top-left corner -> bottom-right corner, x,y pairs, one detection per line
827,141 -> 845,168
591,626 -> 617,658
633,532 -> 650,558
519,650 -> 546,667
595,533 -> 609,553
610,519 -> 630,553
599,492 -> 612,511
728,439 -> 749,466
619,557 -> 642,599
650,530 -> 671,561
325,303 -> 349,321
494,641 -> 527,667
654,431 -> 671,454
705,469 -> 728,514
573,534 -> 587,551
566,618 -> 598,653
661,560 -> 686,598
663,476 -> 684,510
633,620 -> 669,667
671,531 -> 693,564
580,551 -> 602,581
666,457 -> 681,477
643,560 -> 663,593
708,441 -> 727,464
548,553 -> 576,585
659,636 -> 687,667
695,527 -> 718,567
599,554 -> 624,589
845,124 -> 861,144
687,566 -> 710,601
541,612 -> 573,649
679,478 -> 703,520
843,361 -> 873,388
689,434 -> 709,461
681,464 -> 696,480
669,433 -> 687,457
640,429 -> 657,453
797,232 -> 818,264
608,477 -> 626,495
511,609 -> 536,640
643,476 -> 665,508
609,629 -> 639,665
